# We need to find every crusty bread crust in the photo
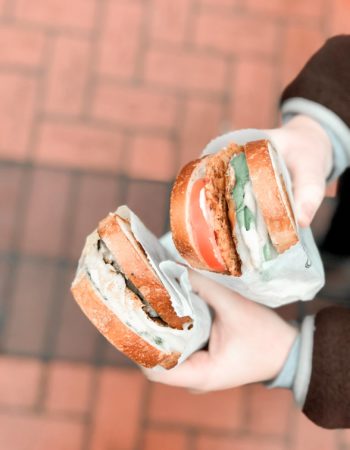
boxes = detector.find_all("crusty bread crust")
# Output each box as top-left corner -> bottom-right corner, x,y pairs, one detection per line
205,144 -> 242,276
71,274 -> 180,369
170,158 -> 214,271
98,214 -> 191,330
244,139 -> 299,253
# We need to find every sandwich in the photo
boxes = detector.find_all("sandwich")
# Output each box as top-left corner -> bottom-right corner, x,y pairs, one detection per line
170,139 -> 299,276
71,212 -> 196,369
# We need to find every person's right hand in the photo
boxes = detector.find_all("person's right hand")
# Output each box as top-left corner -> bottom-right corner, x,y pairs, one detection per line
264,114 -> 333,227
143,271 -> 297,392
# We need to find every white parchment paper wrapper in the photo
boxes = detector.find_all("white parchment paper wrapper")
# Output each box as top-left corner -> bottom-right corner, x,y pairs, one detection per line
116,206 -> 212,367
162,129 -> 325,307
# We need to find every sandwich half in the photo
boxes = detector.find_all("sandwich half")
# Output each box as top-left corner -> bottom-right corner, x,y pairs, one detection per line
171,143 -> 242,276
71,213 -> 193,369
170,139 -> 299,276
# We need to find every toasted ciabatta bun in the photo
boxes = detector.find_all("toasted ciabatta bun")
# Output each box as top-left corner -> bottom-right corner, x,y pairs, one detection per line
98,214 -> 190,330
71,227 -> 192,369
244,139 -> 298,253
72,273 -> 180,369
171,144 -> 241,276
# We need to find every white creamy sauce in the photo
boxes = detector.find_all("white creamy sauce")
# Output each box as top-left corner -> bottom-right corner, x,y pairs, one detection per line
83,234 -> 191,354
237,182 -> 269,270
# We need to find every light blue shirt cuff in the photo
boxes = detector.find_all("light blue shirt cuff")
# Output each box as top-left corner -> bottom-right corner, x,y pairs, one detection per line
266,334 -> 300,389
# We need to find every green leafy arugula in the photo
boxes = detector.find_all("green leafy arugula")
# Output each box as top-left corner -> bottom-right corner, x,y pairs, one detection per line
230,153 -> 255,231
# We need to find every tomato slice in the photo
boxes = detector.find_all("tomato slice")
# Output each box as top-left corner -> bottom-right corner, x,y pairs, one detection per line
189,179 -> 226,271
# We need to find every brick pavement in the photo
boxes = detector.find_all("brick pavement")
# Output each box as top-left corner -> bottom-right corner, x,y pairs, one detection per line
0,0 -> 349,448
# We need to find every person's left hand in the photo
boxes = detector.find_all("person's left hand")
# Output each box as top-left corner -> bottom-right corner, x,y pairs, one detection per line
142,271 -> 297,392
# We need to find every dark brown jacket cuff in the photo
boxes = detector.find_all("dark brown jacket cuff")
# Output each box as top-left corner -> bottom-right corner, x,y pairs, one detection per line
303,306 -> 350,429
281,35 -> 350,127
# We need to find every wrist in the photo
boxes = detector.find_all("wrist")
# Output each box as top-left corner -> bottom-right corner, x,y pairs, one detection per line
266,322 -> 298,382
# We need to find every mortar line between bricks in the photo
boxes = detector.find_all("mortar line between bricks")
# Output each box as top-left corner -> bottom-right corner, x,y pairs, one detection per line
81,367 -> 99,450
33,360 -> 50,412
241,386 -> 252,432
321,0 -> 334,37
133,380 -> 152,450
143,38 -> 280,63
284,392 -> 298,449
0,19 -> 94,38
187,428 -> 198,450
269,19 -> 286,127
146,44 -> 281,70
81,0 -> 106,118
221,55 -> 235,132
145,419 -> 287,442
95,74 -> 228,100
39,173 -> 82,365
337,429 -> 347,450
115,130 -> 133,191
0,250 -> 76,269
37,110 -> 180,139
0,159 -> 175,186
26,30 -> 55,161
0,165 -> 34,346
272,17 -> 290,119
133,0 -> 151,84
0,65 -> 43,76
198,2 -> 325,27
183,0 -> 200,49
234,0 -> 246,13
0,348 -> 139,368
0,403 -> 88,422
1,0 -> 16,20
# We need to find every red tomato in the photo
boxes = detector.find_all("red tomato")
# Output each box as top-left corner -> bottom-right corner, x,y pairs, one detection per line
189,179 -> 226,272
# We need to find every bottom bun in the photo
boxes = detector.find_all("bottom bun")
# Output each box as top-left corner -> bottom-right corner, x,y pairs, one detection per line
72,274 -> 180,369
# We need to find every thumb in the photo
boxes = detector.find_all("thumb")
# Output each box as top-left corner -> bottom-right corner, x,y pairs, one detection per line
142,350 -> 212,389
290,162 -> 326,227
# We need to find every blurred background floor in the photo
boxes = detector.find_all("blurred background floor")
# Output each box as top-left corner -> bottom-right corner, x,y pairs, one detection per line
0,0 -> 349,449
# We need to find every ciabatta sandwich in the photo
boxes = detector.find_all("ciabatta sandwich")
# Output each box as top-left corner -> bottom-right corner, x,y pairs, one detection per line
170,139 -> 299,276
71,212 -> 200,370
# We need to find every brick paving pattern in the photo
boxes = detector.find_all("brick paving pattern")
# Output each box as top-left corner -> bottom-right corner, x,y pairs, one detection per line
0,0 -> 349,449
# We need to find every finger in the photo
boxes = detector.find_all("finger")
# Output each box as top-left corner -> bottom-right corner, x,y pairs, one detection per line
288,160 -> 326,227
188,270 -> 245,316
142,350 -> 212,390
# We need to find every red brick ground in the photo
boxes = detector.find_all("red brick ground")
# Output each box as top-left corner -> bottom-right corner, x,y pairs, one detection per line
0,0 -> 349,449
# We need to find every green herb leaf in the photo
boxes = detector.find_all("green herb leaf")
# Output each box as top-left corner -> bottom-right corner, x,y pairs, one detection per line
231,153 -> 251,229
230,153 -> 250,184
154,336 -> 163,345
236,208 -> 245,228
232,182 -> 245,211
244,206 -> 255,231
263,238 -> 278,261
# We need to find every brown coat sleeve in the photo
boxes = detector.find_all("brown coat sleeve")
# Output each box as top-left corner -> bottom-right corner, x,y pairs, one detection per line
303,307 -> 350,429
281,35 -> 350,127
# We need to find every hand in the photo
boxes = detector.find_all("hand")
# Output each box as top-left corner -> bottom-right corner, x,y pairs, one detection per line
264,115 -> 333,227
143,271 -> 298,392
